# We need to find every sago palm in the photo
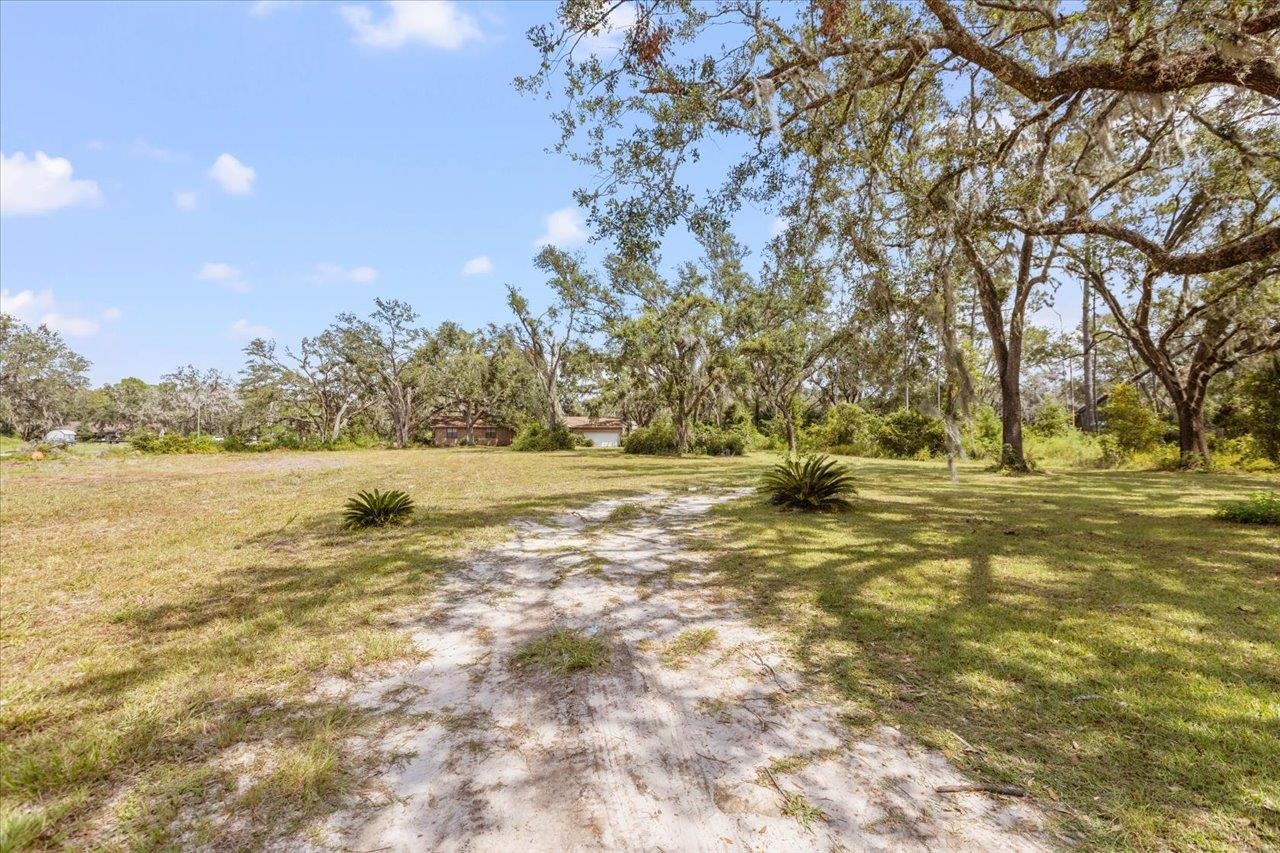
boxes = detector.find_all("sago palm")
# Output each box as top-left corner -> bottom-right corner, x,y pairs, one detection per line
760,454 -> 857,512
343,489 -> 415,529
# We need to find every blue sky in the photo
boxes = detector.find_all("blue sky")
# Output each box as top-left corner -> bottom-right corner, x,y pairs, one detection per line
1,0 -> 779,383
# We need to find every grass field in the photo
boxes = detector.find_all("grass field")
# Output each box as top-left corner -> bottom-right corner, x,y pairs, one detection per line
1,448 -> 1276,849
703,458 -> 1280,850
0,448 -> 754,849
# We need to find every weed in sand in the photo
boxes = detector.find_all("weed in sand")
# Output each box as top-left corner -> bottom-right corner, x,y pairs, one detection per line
780,790 -> 824,830
512,629 -> 610,676
606,503 -> 645,523
660,628 -> 718,668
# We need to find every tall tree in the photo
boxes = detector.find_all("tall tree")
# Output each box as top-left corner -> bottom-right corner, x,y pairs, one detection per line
330,299 -> 426,448
241,333 -> 367,443
0,314 -> 91,440
507,247 -> 592,431
1075,251 -> 1280,465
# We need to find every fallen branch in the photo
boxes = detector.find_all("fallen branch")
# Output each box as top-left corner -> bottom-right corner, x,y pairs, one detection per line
936,783 -> 1027,797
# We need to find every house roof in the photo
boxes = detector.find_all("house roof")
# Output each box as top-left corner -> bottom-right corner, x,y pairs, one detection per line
430,418 -> 506,429
564,416 -> 625,430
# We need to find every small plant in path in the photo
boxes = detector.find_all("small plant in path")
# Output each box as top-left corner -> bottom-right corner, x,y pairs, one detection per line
512,628 -> 609,675
1214,491 -> 1280,525
342,489 -> 415,529
761,454 -> 857,512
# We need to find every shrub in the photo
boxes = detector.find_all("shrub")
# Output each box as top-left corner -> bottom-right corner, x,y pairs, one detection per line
877,408 -> 945,458
760,454 -> 857,512
1025,428 -> 1103,469
127,430 -> 222,454
964,405 -> 1003,460
1210,436 -> 1277,472
342,489 -> 415,529
622,421 -> 678,455
1100,384 -> 1163,457
511,422 -> 577,452
804,403 -> 882,457
1236,361 -> 1280,461
692,424 -> 745,456
1029,400 -> 1072,437
1214,491 -> 1280,525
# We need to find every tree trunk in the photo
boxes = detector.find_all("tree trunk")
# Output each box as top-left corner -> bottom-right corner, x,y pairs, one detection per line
998,366 -> 1027,470
1174,403 -> 1209,465
1080,281 -> 1097,432
782,410 -> 798,457
673,415 -> 690,455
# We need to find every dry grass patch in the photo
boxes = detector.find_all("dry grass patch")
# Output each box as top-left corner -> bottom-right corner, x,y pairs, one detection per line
511,629 -> 611,676
659,628 -> 718,668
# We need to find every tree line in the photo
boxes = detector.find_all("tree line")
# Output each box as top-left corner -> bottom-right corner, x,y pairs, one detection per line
519,0 -> 1279,469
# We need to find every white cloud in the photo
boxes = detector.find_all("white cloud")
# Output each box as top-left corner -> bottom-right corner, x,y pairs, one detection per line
1,288 -> 55,321
174,190 -> 199,211
250,0 -> 303,16
310,262 -> 378,285
87,140 -> 105,151
770,216 -> 790,238
1,288 -> 107,337
208,153 -> 256,195
102,306 -> 123,321
1,151 -> 103,216
462,255 -> 493,276
198,262 -> 251,293
42,313 -> 100,337
131,139 -> 186,163
339,0 -> 481,50
229,318 -> 274,339
534,207 -> 588,248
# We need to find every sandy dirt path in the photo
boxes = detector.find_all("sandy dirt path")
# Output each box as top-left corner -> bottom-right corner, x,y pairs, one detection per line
306,489 -> 1049,851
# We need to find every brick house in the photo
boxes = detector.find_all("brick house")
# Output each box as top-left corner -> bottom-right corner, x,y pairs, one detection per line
431,419 -> 514,447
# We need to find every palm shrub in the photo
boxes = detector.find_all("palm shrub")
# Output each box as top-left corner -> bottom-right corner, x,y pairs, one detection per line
761,454 -> 857,512
343,489 -> 415,529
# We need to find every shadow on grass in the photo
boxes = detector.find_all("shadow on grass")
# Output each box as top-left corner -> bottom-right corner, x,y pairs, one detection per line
706,460 -> 1280,849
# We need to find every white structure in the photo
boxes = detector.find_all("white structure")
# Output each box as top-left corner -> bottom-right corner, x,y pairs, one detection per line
44,428 -> 76,445
565,416 -> 625,447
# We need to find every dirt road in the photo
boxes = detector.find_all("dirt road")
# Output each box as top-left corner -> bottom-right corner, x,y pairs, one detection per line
307,489 -> 1048,851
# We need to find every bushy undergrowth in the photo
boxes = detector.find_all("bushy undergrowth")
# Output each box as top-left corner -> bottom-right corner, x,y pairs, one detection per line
510,422 -> 582,452
876,408 -> 946,459
1214,491 -> 1280,525
760,454 -> 857,512
128,429 -> 380,454
804,403 -> 882,457
623,421 -> 746,456
692,424 -> 745,456
341,489 -> 415,529
622,421 -> 677,455
128,430 -> 221,454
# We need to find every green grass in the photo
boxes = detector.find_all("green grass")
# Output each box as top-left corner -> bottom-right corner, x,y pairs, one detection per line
703,457 -> 1280,849
0,447 -> 756,849
3,447 -> 1276,849
511,629 -> 611,675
